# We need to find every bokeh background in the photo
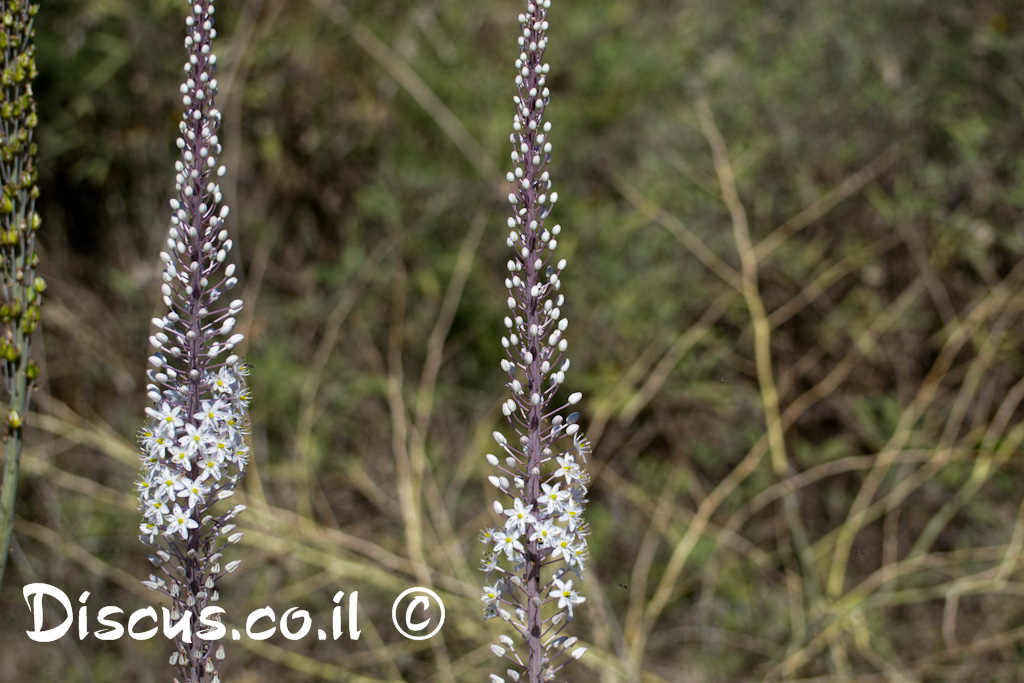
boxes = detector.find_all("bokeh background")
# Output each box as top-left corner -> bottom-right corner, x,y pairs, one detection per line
3,0 -> 1024,680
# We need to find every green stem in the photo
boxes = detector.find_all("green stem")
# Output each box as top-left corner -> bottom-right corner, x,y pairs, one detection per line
0,341 -> 27,589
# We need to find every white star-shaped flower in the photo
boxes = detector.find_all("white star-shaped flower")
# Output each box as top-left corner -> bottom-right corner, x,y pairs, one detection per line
493,530 -> 525,561
503,498 -> 536,536
541,481 -> 569,515
164,504 -> 199,540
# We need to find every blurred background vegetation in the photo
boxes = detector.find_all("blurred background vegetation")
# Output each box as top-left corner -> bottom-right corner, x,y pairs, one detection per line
3,0 -> 1024,680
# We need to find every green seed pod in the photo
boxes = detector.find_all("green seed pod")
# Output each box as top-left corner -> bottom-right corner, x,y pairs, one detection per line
7,409 -> 22,429
32,275 -> 44,292
26,359 -> 38,380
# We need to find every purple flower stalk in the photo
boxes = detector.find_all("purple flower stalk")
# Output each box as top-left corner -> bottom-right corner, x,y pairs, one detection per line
135,2 -> 248,680
481,2 -> 590,681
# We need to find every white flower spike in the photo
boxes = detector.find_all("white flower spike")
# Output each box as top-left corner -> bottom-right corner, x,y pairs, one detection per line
482,3 -> 590,681
135,2 -> 249,681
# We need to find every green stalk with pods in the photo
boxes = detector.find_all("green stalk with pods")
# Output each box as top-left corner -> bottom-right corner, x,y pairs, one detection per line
0,0 -> 41,593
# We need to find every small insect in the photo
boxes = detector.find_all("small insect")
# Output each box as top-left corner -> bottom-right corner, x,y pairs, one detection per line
716,376 -> 727,382
618,583 -> 628,589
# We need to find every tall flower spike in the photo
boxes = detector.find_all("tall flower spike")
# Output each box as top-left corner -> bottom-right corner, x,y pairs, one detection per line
481,3 -> 590,681
0,0 -> 43,591
135,2 -> 249,680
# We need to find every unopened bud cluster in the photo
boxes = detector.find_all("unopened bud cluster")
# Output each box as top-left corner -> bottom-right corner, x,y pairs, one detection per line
481,3 -> 590,681
135,3 -> 248,681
